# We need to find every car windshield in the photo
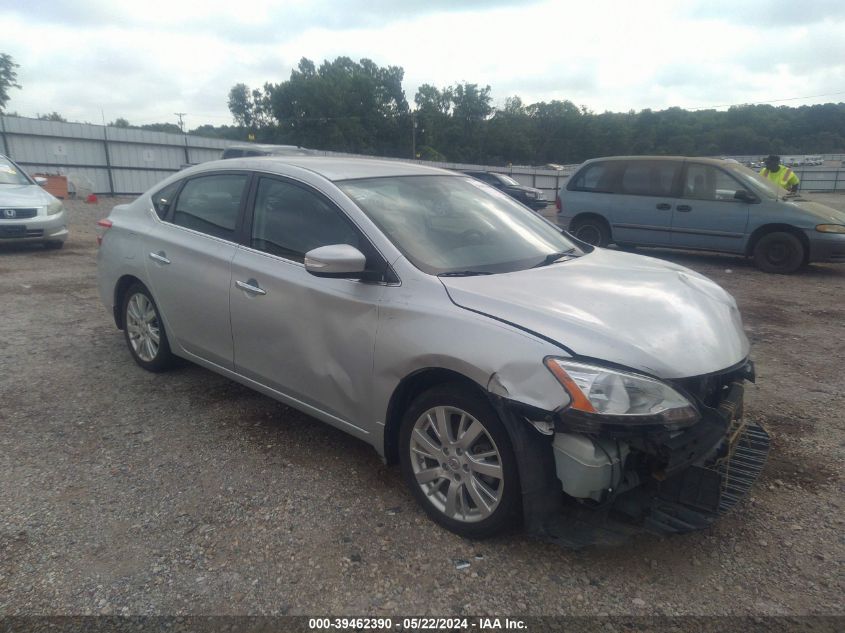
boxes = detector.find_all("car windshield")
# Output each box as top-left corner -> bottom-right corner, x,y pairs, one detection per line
338,175 -> 580,275
0,157 -> 32,186
728,164 -> 780,200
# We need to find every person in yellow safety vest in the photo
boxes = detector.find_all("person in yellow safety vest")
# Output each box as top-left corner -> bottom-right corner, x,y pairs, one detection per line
760,155 -> 800,192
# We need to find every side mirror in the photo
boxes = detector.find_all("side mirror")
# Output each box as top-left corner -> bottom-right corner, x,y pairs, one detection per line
304,244 -> 367,278
734,189 -> 758,203
34,176 -> 48,185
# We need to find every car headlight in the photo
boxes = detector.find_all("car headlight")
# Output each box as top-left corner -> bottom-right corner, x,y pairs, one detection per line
816,224 -> 845,234
45,200 -> 64,215
544,358 -> 699,428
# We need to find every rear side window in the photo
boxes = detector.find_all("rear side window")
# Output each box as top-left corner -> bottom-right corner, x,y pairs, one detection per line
250,177 -> 362,262
170,174 -> 248,240
151,181 -> 182,219
620,161 -> 680,197
568,162 -> 618,192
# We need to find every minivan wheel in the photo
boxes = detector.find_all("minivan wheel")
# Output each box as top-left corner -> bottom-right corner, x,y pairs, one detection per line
570,217 -> 610,247
399,385 -> 520,539
122,283 -> 175,372
753,232 -> 805,274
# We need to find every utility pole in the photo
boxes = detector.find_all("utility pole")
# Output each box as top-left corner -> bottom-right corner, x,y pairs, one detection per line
174,112 -> 187,133
411,111 -> 417,160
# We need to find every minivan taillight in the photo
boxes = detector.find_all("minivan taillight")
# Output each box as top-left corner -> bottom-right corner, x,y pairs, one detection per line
96,218 -> 112,246
555,194 -> 561,212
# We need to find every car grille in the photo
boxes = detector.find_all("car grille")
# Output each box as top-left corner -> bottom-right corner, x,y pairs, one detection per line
0,208 -> 38,219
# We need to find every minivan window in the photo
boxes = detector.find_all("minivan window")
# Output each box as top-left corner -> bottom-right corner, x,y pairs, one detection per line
339,175 -> 579,275
620,161 -> 679,197
250,177 -> 361,263
151,180 -> 182,220
683,164 -> 746,202
171,174 -> 248,240
568,162 -> 617,193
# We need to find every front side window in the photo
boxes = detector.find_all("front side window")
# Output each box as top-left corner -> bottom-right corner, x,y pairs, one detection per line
250,177 -> 362,262
620,161 -> 679,197
683,164 -> 745,202
170,174 -> 248,240
339,175 -> 580,275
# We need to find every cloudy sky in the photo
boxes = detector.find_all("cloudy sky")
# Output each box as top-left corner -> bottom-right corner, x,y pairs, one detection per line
2,0 -> 844,129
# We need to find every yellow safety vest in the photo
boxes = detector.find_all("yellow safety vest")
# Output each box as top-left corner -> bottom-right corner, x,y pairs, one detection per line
760,166 -> 800,190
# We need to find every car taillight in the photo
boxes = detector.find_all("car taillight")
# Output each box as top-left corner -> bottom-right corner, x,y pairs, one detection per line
555,195 -> 561,211
96,218 -> 112,246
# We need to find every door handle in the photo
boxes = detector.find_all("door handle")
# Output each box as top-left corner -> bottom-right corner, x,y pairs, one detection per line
656,203 -> 671,210
236,279 -> 267,296
676,205 -> 692,212
148,251 -> 170,264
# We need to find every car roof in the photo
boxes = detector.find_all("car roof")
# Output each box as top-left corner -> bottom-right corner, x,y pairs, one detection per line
202,156 -> 457,182
583,156 -> 739,166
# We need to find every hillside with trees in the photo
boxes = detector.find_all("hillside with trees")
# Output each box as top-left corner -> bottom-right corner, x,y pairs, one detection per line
224,57 -> 845,166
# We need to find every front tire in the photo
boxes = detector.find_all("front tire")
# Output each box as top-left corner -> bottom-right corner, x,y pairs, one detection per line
753,232 -> 805,274
399,384 -> 521,539
570,216 -> 610,247
122,283 -> 175,372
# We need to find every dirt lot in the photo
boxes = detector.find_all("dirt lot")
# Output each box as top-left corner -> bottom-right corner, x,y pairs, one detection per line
0,195 -> 843,617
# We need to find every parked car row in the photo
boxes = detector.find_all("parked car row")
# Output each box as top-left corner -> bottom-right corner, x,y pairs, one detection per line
556,156 -> 845,273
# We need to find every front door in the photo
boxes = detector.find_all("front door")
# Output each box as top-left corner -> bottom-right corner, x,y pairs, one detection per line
229,175 -> 386,433
671,163 -> 751,253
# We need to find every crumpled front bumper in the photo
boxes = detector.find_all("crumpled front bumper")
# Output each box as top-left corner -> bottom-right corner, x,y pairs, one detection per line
493,360 -> 770,547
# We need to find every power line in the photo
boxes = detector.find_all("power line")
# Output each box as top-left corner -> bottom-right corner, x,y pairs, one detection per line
174,112 -> 187,132
691,90 -> 845,110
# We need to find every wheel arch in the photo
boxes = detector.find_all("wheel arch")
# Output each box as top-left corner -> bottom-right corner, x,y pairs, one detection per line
383,368 -> 487,465
569,212 -> 612,238
112,274 -> 146,330
746,223 -> 810,262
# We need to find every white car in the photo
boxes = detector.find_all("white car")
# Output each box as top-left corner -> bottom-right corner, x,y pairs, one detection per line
0,154 -> 68,248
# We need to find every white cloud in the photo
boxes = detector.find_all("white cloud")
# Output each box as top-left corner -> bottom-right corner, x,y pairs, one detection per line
1,0 -> 842,128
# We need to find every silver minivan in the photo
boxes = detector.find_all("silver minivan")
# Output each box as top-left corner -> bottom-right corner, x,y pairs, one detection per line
97,156 -> 767,543
557,156 -> 845,273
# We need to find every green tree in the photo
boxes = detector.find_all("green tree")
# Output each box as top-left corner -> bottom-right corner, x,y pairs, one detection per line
109,117 -> 130,127
0,53 -> 21,114
37,111 -> 66,122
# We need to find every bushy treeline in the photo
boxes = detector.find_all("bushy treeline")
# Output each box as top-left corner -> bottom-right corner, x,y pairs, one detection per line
219,56 -> 845,165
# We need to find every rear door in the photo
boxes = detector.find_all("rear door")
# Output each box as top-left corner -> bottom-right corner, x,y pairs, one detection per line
143,172 -> 249,369
609,160 -> 682,247
671,163 -> 751,253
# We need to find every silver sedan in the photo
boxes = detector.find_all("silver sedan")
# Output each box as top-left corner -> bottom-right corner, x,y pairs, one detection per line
97,156 -> 767,541
0,154 -> 68,248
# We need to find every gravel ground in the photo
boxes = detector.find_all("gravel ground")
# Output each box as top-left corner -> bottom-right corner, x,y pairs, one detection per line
0,195 -> 843,617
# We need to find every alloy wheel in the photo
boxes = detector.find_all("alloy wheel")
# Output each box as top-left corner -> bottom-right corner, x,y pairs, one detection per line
409,406 -> 504,523
125,293 -> 160,362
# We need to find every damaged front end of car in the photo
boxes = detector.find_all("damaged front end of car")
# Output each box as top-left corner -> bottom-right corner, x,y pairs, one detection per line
491,357 -> 769,547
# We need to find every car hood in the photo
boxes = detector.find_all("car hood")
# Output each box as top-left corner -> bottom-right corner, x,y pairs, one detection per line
440,249 -> 749,379
0,184 -> 55,207
784,197 -> 845,224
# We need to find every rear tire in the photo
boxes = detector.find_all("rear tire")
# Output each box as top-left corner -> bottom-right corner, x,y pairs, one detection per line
753,232 -> 805,274
570,216 -> 610,247
399,384 -> 521,539
122,283 -> 176,372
